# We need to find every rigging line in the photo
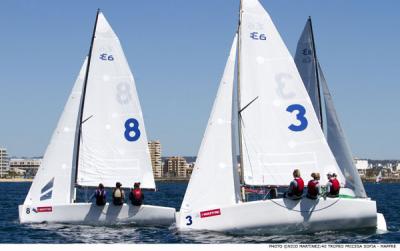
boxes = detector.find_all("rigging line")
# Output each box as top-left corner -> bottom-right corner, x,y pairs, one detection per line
81,115 -> 94,124
239,96 -> 259,115
268,197 -> 341,213
308,17 -> 323,129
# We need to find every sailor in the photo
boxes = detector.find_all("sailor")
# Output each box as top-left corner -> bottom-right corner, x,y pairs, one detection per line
284,169 -> 304,200
90,183 -> 106,206
326,172 -> 340,198
129,182 -> 144,206
269,186 -> 278,199
306,173 -> 321,200
112,182 -> 125,205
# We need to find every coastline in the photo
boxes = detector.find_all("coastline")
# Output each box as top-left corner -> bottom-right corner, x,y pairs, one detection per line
1,177 -> 399,183
0,178 -> 33,182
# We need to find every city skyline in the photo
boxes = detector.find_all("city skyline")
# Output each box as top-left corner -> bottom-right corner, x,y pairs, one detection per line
0,1 -> 399,159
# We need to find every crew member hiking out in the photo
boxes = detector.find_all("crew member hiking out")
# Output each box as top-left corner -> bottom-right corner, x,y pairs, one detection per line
326,172 -> 340,198
284,169 -> 304,200
112,182 -> 125,205
129,182 -> 144,206
90,183 -> 107,206
306,173 -> 321,200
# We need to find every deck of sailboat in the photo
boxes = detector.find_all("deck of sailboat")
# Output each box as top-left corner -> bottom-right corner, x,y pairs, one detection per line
19,203 -> 176,226
176,197 -> 378,234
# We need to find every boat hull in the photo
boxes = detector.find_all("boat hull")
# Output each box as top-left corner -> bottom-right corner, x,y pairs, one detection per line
19,203 -> 176,226
177,197 -> 378,234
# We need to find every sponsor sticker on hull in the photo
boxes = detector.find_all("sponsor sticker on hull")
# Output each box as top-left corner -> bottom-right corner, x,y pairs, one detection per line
33,206 -> 53,213
200,208 -> 221,218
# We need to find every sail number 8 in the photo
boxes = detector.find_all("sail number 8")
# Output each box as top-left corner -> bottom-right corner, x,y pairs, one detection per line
286,104 -> 308,132
124,118 -> 141,141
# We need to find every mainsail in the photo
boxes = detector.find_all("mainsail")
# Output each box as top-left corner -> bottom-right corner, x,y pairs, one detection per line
24,59 -> 87,205
238,0 -> 344,186
295,18 -> 366,197
180,35 -> 241,214
76,12 -> 155,189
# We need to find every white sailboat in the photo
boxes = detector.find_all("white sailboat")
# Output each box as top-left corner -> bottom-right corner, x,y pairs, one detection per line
19,10 -> 175,225
376,170 -> 383,183
176,0 -> 386,233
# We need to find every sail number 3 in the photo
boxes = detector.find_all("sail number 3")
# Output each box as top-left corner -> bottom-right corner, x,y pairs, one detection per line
124,118 -> 141,141
287,104 -> 308,131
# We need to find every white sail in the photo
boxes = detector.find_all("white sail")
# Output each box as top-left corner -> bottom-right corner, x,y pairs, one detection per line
376,170 -> 382,183
76,12 -> 155,189
180,35 -> 240,215
319,63 -> 367,197
294,19 -> 366,197
24,59 -> 87,206
239,0 -> 344,186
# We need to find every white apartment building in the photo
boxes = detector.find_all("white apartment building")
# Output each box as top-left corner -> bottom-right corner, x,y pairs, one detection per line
354,158 -> 370,176
166,156 -> 189,178
9,158 -> 42,178
0,148 -> 10,178
148,140 -> 163,178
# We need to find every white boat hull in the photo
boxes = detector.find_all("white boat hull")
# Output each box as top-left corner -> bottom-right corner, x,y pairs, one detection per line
177,197 -> 379,234
19,203 -> 176,226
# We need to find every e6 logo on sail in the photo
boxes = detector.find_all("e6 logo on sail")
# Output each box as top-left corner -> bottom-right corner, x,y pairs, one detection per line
100,53 -> 114,61
250,32 -> 267,40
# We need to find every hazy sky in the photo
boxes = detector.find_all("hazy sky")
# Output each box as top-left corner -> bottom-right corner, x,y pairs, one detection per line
0,0 -> 399,159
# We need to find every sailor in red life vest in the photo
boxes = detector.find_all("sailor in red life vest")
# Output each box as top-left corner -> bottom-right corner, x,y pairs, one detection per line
129,182 -> 144,206
326,172 -> 340,198
284,169 -> 304,200
306,172 -> 321,200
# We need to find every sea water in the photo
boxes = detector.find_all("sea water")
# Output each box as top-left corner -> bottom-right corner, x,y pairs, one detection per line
0,182 -> 398,243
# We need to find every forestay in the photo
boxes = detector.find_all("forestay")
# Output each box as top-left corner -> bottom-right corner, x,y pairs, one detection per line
238,0 -> 344,186
180,35 -> 241,215
76,13 -> 155,189
294,19 -> 366,197
24,59 -> 87,206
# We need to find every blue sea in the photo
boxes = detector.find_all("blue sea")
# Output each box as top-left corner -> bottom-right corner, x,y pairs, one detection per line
0,182 -> 398,243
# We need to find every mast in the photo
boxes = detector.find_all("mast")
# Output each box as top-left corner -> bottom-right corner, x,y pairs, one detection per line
308,16 -> 324,130
72,9 -> 101,198
237,0 -> 245,201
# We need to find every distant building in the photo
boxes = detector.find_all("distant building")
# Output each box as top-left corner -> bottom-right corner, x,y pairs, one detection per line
354,158 -> 369,177
186,163 -> 194,177
166,156 -> 189,178
9,158 -> 42,178
148,140 -> 162,178
0,148 -> 10,178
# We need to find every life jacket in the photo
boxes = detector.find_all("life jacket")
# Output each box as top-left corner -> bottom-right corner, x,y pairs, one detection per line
307,180 -> 319,198
114,188 -> 122,198
131,188 -> 143,206
329,178 -> 340,195
95,189 -> 106,205
293,177 -> 304,196
113,188 -> 124,205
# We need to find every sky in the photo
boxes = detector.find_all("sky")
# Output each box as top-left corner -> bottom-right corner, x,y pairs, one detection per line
0,0 -> 399,159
